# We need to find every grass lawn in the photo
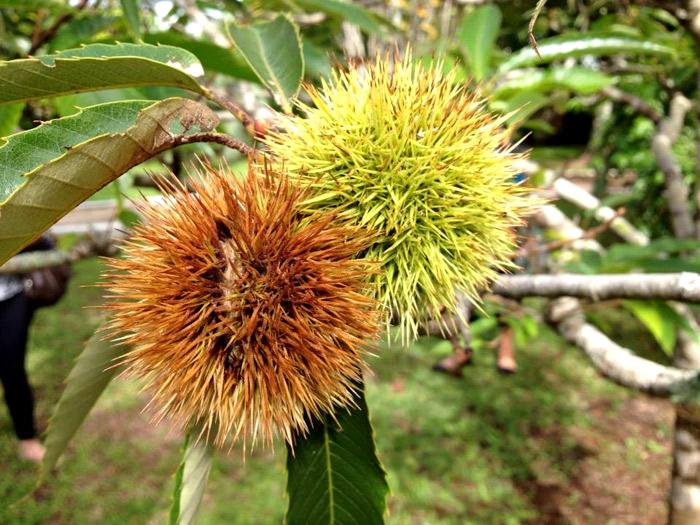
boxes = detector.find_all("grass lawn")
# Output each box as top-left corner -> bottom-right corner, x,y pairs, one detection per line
0,258 -> 675,524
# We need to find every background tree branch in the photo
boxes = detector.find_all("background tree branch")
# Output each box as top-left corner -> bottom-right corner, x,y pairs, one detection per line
652,92 -> 695,239
0,235 -> 115,274
600,85 -> 662,123
552,178 -> 650,246
493,273 -> 700,303
547,297 -> 700,397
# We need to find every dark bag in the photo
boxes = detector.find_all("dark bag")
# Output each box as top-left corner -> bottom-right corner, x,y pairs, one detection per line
20,235 -> 72,308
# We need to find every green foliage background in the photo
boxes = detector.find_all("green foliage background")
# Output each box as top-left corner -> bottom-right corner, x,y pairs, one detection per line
1,0 -> 699,522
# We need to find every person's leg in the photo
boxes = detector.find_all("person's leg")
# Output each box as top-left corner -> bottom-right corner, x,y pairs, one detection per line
0,293 -> 43,461
432,301 -> 474,377
496,325 -> 517,374
432,346 -> 473,376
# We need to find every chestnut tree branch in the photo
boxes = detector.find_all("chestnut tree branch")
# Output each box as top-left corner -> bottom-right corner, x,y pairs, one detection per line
652,92 -> 695,239
493,273 -> 700,303
174,132 -> 256,157
206,91 -> 256,136
600,85 -> 662,123
547,297 -> 700,396
524,195 -> 700,398
0,235 -> 115,274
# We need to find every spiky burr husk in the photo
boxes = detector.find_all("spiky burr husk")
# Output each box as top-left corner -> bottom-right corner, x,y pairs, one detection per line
264,51 -> 539,340
101,163 -> 379,448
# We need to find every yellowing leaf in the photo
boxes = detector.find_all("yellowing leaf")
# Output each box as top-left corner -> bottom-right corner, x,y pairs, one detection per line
0,98 -> 218,264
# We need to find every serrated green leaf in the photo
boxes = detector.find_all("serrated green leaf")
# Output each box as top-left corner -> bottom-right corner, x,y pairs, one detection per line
622,300 -> 676,354
120,0 -> 141,38
0,97 -> 218,264
1,100 -> 149,200
40,326 -> 125,482
144,32 -> 257,82
50,87 -> 156,117
493,67 -> 615,99
459,4 -> 501,81
498,33 -> 676,72
174,431 -> 215,525
286,382 -> 388,525
0,103 -> 23,139
0,43 -> 206,106
227,14 -> 303,113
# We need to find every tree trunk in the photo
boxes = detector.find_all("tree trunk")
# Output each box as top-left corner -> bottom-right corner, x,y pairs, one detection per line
670,308 -> 700,524
670,406 -> 700,525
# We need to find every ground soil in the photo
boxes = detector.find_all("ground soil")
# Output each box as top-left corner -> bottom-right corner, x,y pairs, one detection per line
525,396 -> 674,524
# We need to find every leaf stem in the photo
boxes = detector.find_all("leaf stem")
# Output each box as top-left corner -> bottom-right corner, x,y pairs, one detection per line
205,90 -> 256,136
175,132 -> 257,157
528,0 -> 547,59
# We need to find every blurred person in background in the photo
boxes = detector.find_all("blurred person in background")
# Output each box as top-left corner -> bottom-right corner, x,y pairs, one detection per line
0,234 -> 70,463
0,272 -> 44,462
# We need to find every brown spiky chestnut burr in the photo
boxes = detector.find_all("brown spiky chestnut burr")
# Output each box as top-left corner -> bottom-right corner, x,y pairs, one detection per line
101,163 -> 379,448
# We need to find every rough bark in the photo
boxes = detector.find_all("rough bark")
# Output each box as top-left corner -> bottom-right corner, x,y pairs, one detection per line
671,303 -> 700,525
671,401 -> 700,525
493,273 -> 700,303
340,21 -> 365,59
652,93 -> 695,240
